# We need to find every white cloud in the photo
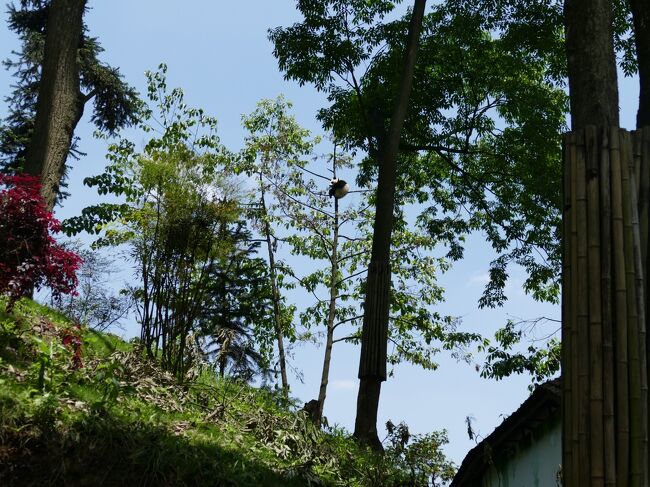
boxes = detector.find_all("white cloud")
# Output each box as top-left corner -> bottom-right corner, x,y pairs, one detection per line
466,272 -> 490,287
330,379 -> 356,391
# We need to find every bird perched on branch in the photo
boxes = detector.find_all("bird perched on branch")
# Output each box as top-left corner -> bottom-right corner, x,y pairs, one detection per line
328,178 -> 350,199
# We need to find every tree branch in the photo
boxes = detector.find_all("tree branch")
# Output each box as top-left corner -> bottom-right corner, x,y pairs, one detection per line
333,314 -> 363,330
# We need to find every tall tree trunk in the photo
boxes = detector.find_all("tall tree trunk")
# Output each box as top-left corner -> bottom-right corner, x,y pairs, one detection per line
259,177 -> 290,398
353,0 -> 426,450
564,0 -> 619,130
24,0 -> 86,211
630,0 -> 650,127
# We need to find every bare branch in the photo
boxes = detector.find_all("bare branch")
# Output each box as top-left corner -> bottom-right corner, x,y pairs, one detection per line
333,314 -> 363,330
333,334 -> 359,344
335,268 -> 367,287
263,174 -> 334,218
338,249 -> 369,263
294,163 -> 331,181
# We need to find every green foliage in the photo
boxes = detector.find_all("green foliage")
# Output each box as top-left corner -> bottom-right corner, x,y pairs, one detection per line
0,299 -> 456,486
243,98 -> 480,379
479,318 -> 561,387
384,420 -> 456,486
64,65 -> 271,381
270,0 -> 400,94
271,0 -> 567,310
199,221 -> 275,380
239,95 -> 326,395
91,359 -> 125,408
447,0 -> 636,78
613,0 -> 637,77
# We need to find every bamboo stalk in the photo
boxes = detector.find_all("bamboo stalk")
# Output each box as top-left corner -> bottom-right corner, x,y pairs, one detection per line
627,129 -> 649,486
600,127 -> 616,487
562,131 -> 574,482
633,140 -> 650,487
585,126 -> 605,486
611,127 -> 630,487
643,128 -> 650,475
576,129 -> 592,486
635,129 -> 648,325
621,129 -> 645,487
635,129 -> 642,198
570,131 -> 582,487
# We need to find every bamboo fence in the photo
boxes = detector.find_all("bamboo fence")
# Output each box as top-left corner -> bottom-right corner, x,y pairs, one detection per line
562,127 -> 650,486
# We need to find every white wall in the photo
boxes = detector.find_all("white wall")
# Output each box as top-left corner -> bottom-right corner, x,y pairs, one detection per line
480,416 -> 562,487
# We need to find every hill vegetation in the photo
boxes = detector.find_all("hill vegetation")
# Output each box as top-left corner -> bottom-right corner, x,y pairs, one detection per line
0,298 -> 455,486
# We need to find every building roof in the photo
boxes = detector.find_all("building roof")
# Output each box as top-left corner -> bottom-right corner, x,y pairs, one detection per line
451,378 -> 561,486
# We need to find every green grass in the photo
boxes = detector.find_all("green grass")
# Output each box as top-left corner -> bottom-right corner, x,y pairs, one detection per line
0,298 -> 416,487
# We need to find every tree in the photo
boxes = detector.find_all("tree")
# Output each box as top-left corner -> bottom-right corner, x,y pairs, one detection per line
284,146 -> 476,427
564,0 -> 619,130
271,0 -> 570,324
242,98 -> 480,434
24,0 -> 86,210
323,4 -> 574,425
198,221 -> 273,381
479,316 -> 561,387
383,420 -> 456,486
66,66 -> 240,380
244,121 -> 365,425
559,0 -> 650,484
1,0 -> 139,209
352,0 -> 426,449
272,0 -> 564,448
323,2 -> 567,307
272,0 -> 427,449
241,97 -> 312,397
54,244 -> 132,332
242,98 -> 476,429
0,173 -> 81,310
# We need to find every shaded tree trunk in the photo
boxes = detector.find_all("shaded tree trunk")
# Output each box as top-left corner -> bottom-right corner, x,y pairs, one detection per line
353,0 -> 426,450
564,0 -> 619,130
630,0 -> 650,127
24,0 -> 86,211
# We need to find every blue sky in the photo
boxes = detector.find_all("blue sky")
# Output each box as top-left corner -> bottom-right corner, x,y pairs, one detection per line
0,0 -> 641,466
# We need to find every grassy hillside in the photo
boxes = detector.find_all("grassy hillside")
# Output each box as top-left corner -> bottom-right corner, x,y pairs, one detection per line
0,299 -> 454,486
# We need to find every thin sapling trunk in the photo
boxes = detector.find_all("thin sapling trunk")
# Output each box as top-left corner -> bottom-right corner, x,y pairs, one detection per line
316,163 -> 341,426
259,174 -> 290,398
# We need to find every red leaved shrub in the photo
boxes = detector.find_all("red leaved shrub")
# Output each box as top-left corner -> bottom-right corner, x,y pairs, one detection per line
60,323 -> 84,369
0,173 -> 82,310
